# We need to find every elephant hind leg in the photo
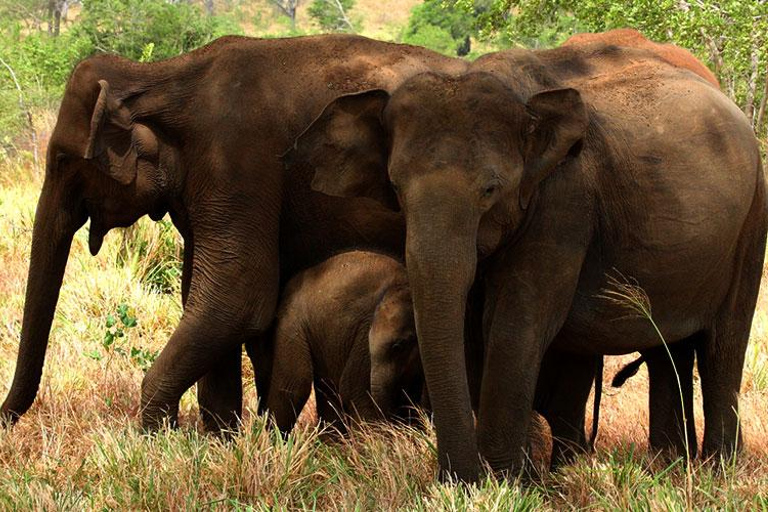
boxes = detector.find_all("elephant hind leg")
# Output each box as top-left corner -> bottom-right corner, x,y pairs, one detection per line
198,345 -> 243,433
699,179 -> 766,459
645,334 -> 699,459
535,346 -> 598,470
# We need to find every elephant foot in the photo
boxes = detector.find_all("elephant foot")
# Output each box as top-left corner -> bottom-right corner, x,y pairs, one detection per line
200,409 -> 241,436
140,387 -> 180,431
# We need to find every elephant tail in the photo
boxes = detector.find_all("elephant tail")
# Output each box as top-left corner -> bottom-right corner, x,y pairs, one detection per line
589,356 -> 603,451
611,355 -> 645,388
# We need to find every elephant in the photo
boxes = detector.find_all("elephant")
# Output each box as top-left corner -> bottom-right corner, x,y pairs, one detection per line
562,28 -> 719,88
558,31 -> 723,459
288,42 -> 766,481
0,34 -> 465,432
245,250 -> 423,433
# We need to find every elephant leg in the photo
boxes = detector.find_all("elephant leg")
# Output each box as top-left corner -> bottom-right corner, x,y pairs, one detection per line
244,329 -> 275,416
477,259 -> 584,476
140,314 -> 255,430
316,380 -> 347,435
465,280 -> 486,414
698,319 -> 751,458
644,335 -> 698,459
180,235 -> 246,433
264,330 -> 313,435
535,346 -> 598,469
198,345 -> 243,432
698,193 -> 765,459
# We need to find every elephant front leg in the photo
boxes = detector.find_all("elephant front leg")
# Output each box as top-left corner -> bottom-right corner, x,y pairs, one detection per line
141,223 -> 279,431
477,321 -> 541,476
179,236 -> 247,433
477,241 -> 587,477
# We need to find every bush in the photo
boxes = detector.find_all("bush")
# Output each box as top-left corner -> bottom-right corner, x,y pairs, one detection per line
73,0 -> 242,62
402,23 -> 457,55
403,0 -> 485,56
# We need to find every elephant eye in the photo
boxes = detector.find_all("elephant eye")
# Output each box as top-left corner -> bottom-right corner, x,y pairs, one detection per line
391,336 -> 415,353
482,185 -> 497,198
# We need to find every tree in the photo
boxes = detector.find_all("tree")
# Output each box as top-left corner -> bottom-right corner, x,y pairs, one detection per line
403,0 -> 488,56
73,0 -> 242,61
308,0 -> 354,32
270,0 -> 300,31
462,0 -> 768,134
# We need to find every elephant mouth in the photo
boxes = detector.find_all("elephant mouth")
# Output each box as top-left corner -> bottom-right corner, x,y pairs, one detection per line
88,218 -> 106,256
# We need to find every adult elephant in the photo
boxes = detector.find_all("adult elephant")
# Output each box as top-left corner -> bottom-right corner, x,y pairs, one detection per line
0,35 -> 465,432
290,43 -> 766,480
563,28 -> 719,88
551,31 -> 724,460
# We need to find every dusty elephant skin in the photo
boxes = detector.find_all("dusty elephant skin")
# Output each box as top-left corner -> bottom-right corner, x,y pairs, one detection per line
245,251 -> 422,433
0,35 -> 465,433
559,31 -> 722,460
562,28 -> 720,88
290,43 -> 766,481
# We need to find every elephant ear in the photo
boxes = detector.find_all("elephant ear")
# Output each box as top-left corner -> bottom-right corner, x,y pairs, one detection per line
84,80 -> 158,185
520,88 -> 588,209
285,89 -> 398,210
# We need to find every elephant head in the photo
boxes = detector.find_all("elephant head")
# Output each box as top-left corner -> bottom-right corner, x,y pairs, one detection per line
1,64 -> 173,422
368,281 -> 421,418
288,71 -> 588,480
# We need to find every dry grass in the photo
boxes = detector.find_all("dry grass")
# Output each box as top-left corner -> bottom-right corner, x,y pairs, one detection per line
0,114 -> 767,509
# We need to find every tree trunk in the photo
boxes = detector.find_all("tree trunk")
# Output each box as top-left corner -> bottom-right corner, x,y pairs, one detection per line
744,47 -> 759,125
755,73 -> 768,136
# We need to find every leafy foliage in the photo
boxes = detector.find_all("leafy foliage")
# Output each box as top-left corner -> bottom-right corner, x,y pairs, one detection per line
85,302 -> 158,373
72,0 -> 241,61
403,0 -> 489,56
0,0 -> 241,147
459,0 -> 768,133
308,0 -> 356,32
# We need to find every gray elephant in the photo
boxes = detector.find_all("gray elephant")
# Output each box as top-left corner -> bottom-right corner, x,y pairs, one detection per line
246,251 -> 422,433
289,42 -> 766,481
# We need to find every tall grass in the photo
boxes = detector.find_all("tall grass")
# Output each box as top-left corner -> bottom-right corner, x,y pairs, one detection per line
0,114 -> 766,508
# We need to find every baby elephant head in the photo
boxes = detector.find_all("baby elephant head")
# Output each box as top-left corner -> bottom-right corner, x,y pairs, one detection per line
368,281 -> 422,419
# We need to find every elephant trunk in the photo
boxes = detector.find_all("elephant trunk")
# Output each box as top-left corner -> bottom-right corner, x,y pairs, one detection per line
405,199 -> 479,482
370,372 -> 396,418
1,178 -> 81,422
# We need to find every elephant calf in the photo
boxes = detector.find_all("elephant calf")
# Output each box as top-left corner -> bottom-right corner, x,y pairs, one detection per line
246,251 -> 423,433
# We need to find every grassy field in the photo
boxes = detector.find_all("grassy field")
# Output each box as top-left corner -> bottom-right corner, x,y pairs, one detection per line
0,114 -> 767,510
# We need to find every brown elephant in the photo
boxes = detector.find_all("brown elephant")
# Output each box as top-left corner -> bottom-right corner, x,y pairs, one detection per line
246,250 -> 422,433
558,30 -> 723,459
290,42 -> 765,481
0,34 -> 465,432
563,28 -> 719,88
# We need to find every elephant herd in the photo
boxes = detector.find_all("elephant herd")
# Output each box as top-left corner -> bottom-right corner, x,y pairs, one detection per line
1,28 -> 765,483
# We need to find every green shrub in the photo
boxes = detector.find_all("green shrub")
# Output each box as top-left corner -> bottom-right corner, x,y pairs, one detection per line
403,0 -> 485,56
402,23 -> 457,55
73,0 -> 242,62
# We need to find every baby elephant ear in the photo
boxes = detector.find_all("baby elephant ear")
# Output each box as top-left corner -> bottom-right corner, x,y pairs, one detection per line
84,80 -> 157,186
285,89 -> 398,210
520,88 -> 588,209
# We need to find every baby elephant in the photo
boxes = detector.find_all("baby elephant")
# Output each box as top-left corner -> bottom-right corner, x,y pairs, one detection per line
247,251 -> 423,433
